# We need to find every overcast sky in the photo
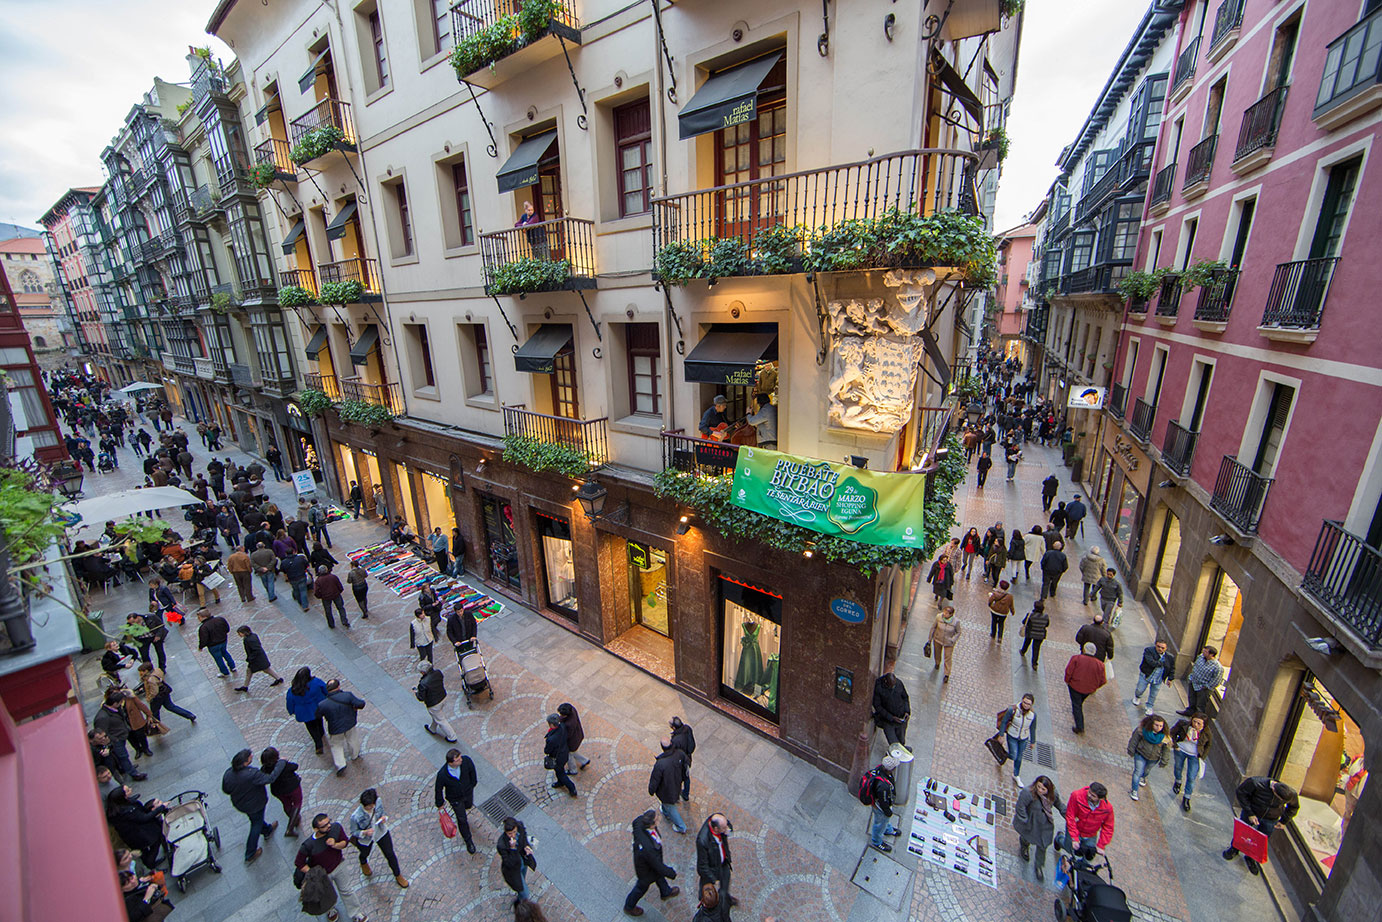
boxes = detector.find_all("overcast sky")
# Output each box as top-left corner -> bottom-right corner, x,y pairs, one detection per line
0,0 -> 231,228
992,0 -> 1150,232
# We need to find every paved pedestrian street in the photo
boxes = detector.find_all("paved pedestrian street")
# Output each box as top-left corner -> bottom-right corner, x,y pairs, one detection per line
77,422 -> 1290,922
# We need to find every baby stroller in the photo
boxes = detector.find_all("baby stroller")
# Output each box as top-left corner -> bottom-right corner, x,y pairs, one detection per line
1053,848 -> 1130,922
163,790 -> 222,892
455,639 -> 493,708
97,450 -> 117,473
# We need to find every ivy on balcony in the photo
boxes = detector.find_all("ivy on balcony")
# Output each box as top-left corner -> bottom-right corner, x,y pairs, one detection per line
297,388 -> 335,417
1180,258 -> 1230,291
449,0 -> 571,77
278,285 -> 318,307
501,433 -> 592,477
290,125 -> 345,165
1,466 -> 63,590
981,127 -> 1010,162
335,399 -> 395,427
488,257 -> 573,295
1117,268 -> 1169,302
318,280 -> 364,305
209,292 -> 237,314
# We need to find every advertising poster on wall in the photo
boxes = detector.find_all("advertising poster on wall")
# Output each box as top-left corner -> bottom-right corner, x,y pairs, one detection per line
909,776 -> 998,889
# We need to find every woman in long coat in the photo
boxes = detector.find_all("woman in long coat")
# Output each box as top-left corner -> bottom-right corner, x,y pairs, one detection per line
1012,775 -> 1064,882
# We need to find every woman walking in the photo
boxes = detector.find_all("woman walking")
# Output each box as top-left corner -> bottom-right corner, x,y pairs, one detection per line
1018,600 -> 1049,668
988,581 -> 1015,643
347,560 -> 370,618
1012,775 -> 1064,882
1007,529 -> 1026,582
234,625 -> 284,692
1127,714 -> 1171,801
926,554 -> 956,609
261,747 -> 303,836
960,528 -> 981,580
928,606 -> 962,683
997,694 -> 1037,785
285,666 -> 329,755
137,662 -> 196,724
1023,526 -> 1045,582
558,702 -> 590,771
1170,713 -> 1212,814
984,537 -> 1008,585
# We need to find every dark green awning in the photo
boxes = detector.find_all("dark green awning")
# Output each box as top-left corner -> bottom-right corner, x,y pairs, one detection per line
514,324 -> 572,374
496,131 -> 558,193
930,51 -> 983,124
299,50 -> 329,94
325,200 -> 357,241
921,329 -> 951,389
678,52 -> 783,140
683,324 -> 778,385
349,324 -> 378,366
304,325 -> 328,360
280,219 -> 306,254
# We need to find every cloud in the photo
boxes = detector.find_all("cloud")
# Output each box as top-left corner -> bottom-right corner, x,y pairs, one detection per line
0,0 -> 232,225
994,0 -> 1151,230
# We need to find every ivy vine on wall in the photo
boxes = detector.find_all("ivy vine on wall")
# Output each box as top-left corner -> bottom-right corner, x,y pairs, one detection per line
501,433 -> 591,476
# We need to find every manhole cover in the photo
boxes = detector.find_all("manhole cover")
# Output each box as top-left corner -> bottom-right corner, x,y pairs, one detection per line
851,848 -> 913,911
478,783 -> 531,826
1033,742 -> 1056,768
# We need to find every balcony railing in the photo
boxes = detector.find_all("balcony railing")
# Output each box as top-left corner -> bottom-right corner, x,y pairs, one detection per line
651,149 -> 980,278
1150,164 -> 1176,207
1315,7 -> 1382,122
1127,295 -> 1149,314
229,363 -> 260,388
163,352 -> 196,376
1211,455 -> 1272,534
1210,0 -> 1246,53
254,139 -> 296,179
662,429 -> 740,477
317,258 -> 382,298
303,371 -> 341,400
1303,520 -> 1382,648
193,356 -> 215,380
1128,397 -> 1156,443
480,217 -> 597,294
1076,163 -> 1122,223
191,61 -> 227,103
449,0 -> 582,77
1118,139 -> 1156,189
1109,382 -> 1127,420
289,98 -> 357,150
1261,257 -> 1340,330
1183,135 -> 1218,189
340,378 -> 404,415
1065,262 -> 1130,297
1155,273 -> 1183,318
281,268 -> 319,298
1161,420 -> 1198,478
501,404 -> 608,468
1171,36 -> 1201,97
1194,267 -> 1239,323
1235,87 -> 1289,162
1049,208 -> 1071,239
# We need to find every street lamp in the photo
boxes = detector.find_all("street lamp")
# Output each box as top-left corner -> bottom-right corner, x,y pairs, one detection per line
50,461 -> 84,499
573,480 -> 609,520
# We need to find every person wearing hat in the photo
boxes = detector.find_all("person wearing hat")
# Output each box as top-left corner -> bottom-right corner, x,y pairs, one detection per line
868,755 -> 902,852
698,394 -> 731,440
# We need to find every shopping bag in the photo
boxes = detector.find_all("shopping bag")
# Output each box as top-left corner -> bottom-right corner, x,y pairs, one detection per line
1232,818 -> 1269,863
439,808 -> 457,839
1110,604 -> 1123,629
1104,659 -> 1116,683
984,733 -> 1009,766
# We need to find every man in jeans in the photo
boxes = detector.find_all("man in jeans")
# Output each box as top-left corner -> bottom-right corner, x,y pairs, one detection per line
308,499 -> 331,548
867,755 -> 902,853
1179,646 -> 1224,716
221,748 -> 286,863
348,480 -> 363,518
296,813 -> 364,922
1133,640 -> 1175,715
648,740 -> 690,834
249,542 -> 278,602
429,527 -> 449,574
281,549 -> 311,611
196,609 -> 237,678
1057,782 -> 1114,856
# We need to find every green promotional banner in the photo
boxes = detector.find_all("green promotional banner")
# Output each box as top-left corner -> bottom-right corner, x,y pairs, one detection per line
730,446 -> 926,548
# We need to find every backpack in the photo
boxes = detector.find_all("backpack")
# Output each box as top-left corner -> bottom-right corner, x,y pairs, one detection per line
857,768 -> 882,805
299,865 -> 337,915
309,506 -> 326,526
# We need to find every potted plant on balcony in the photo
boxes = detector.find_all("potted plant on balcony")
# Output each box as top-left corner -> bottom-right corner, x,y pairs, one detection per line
335,399 -> 395,429
488,257 -> 573,295
277,285 -> 317,307
208,292 -> 237,314
980,127 -> 1010,163
290,125 -> 345,165
1116,268 -> 1167,306
318,279 -> 365,305
1179,258 -> 1229,291
250,162 -> 278,188
448,0 -> 573,78
297,388 -> 335,417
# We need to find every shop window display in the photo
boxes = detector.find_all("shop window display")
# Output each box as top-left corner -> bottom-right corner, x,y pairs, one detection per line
1112,477 -> 1143,564
1152,510 -> 1180,606
480,493 -> 520,590
718,575 -> 782,720
1274,676 -> 1366,876
1198,568 -> 1242,683
537,513 -> 577,618
628,542 -> 669,636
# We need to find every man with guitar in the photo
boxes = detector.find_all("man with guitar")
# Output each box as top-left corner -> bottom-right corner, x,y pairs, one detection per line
699,395 -> 731,441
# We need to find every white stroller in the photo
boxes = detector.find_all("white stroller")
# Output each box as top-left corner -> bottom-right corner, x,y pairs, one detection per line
163,790 -> 222,891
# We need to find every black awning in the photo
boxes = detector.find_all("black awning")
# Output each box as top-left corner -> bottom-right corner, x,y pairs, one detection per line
299,50 -> 329,94
349,324 -> 379,366
254,104 -> 269,126
280,218 -> 306,254
920,329 -> 951,390
496,131 -> 558,193
304,325 -> 328,360
683,324 -> 778,385
678,52 -> 783,140
514,324 -> 573,374
930,51 -> 983,124
325,200 -> 358,241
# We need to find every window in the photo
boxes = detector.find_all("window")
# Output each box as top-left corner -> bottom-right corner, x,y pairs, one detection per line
1264,14 -> 1300,93
1148,346 -> 1169,406
388,181 -> 414,257
537,512 -> 577,619
550,344 -> 579,418
1185,359 -> 1214,431
624,322 -> 662,416
479,493 -> 520,589
1251,381 -> 1295,477
1227,196 -> 1256,268
1310,155 -> 1362,259
452,161 -> 474,246
405,323 -> 434,389
1196,567 -> 1242,683
614,98 -> 653,217
1179,218 -> 1198,270
1152,510 -> 1181,606
1204,78 -> 1226,137
369,11 -> 389,89
457,323 -> 492,398
719,574 -> 783,721
715,55 -> 787,237
431,0 -> 453,54
1122,340 -> 1139,389
1171,117 -> 1185,163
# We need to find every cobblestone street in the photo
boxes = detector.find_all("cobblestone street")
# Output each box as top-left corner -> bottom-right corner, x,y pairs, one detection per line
76,422 -> 1290,922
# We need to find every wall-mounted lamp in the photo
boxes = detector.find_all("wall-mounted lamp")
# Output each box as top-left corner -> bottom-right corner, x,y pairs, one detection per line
575,479 -> 629,523
475,458 -> 488,474
676,513 -> 692,535
803,543 -> 815,559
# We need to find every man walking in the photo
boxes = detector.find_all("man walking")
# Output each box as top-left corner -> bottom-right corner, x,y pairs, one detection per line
308,499 -> 331,548
670,716 -> 695,802
295,813 -> 366,922
226,545 -> 254,602
976,452 -> 993,488
1179,646 -> 1224,716
1074,612 -> 1115,661
1065,494 -> 1087,541
196,608 -> 237,678
1064,642 -> 1106,735
545,713 -> 578,797
93,691 -> 148,781
1133,640 -> 1175,715
871,672 -> 910,746
1079,547 -> 1107,604
648,740 -> 690,834
696,813 -> 737,909
1041,474 -> 1059,513
1223,777 -> 1299,876
314,565 -> 350,629
347,560 -> 370,618
348,481 -> 363,518
249,541 -> 278,602
234,625 -> 284,692
264,445 -> 285,481
416,661 -> 458,743
865,754 -> 902,853
1058,782 -> 1115,856
281,548 -> 311,611
1092,567 -> 1124,621
349,788 -> 409,888
434,748 -> 479,855
623,810 -> 680,916
429,527 -> 449,573
221,748 -> 286,863
317,679 -> 366,776
1040,539 -> 1069,599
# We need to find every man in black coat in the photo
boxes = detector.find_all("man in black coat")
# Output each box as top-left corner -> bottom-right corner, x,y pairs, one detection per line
93,689 -> 147,780
1224,777 -> 1300,875
1041,474 -> 1059,512
871,672 -> 911,746
196,609 -> 236,678
1065,495 -> 1087,540
1074,612 -> 1115,662
1040,540 -> 1069,599
669,716 -> 696,802
416,661 -> 458,742
695,813 -> 737,908
623,809 -> 680,916
648,741 -> 690,834
445,604 -> 478,656
234,625 -> 283,692
221,747 -> 286,862
545,713 -> 577,796
434,748 -> 478,853
316,679 -> 366,775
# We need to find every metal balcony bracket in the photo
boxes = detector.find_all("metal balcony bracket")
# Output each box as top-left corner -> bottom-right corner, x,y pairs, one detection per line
660,284 -> 685,354
651,0 -> 677,103
367,305 -> 392,347
818,0 -> 831,57
555,34 -> 589,130
920,0 -> 954,42
336,151 -> 367,202
576,289 -> 602,344
490,295 -> 519,341
809,273 -> 829,366
464,82 -> 500,158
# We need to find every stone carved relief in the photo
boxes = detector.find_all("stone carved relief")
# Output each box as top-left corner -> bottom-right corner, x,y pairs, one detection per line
827,271 -> 937,433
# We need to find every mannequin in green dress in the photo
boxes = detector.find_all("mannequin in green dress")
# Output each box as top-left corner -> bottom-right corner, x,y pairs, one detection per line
733,620 -> 764,693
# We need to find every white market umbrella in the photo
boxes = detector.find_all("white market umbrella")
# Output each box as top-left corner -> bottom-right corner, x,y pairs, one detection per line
67,486 -> 201,532
116,382 -> 164,395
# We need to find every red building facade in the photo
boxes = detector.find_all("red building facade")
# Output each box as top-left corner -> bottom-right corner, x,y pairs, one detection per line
40,188 -> 113,379
0,265 -> 64,462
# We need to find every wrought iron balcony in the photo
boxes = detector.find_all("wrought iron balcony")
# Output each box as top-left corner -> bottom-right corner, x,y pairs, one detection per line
317,258 -> 382,300
340,378 -> 404,414
1261,257 -> 1340,331
1315,7 -> 1382,128
502,404 -> 608,468
1127,295 -> 1149,315
281,268 -> 319,298
1303,520 -> 1382,648
191,61 -> 227,104
449,0 -> 582,85
303,371 -> 341,400
1211,455 -> 1272,534
480,217 -> 597,295
254,139 -> 296,181
1150,164 -> 1176,207
1235,87 -> 1289,164
1209,0 -> 1246,55
662,429 -> 739,477
1128,397 -> 1156,443
1109,382 -> 1127,420
1161,420 -> 1198,478
289,99 -> 357,152
1194,267 -> 1239,323
652,149 -> 980,282
1154,273 -> 1183,318
1171,36 -> 1201,98
1183,135 -> 1218,190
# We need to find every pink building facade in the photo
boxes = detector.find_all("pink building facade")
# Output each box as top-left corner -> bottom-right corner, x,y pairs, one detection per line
1100,2 -> 1382,917
994,223 -> 1036,357
40,188 -> 115,380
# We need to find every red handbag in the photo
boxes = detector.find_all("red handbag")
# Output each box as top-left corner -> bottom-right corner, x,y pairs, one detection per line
438,808 -> 457,839
1231,818 -> 1269,863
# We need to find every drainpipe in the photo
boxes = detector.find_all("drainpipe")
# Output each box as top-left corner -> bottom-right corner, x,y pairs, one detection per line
652,0 -> 676,434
